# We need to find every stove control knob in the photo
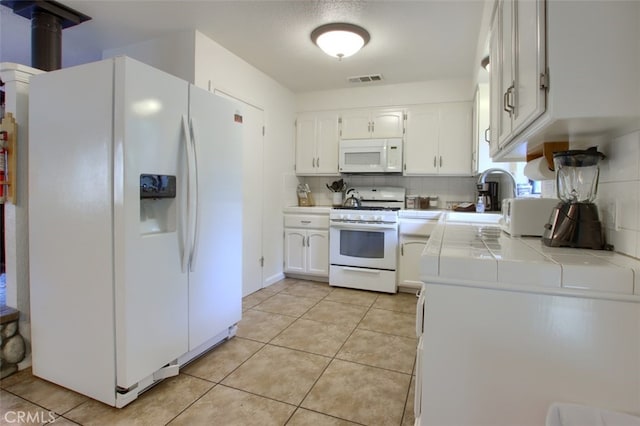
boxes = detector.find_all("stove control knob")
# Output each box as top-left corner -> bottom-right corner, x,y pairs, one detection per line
374,215 -> 383,221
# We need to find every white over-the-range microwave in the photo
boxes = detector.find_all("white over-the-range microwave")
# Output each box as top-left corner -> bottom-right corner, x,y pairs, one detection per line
338,138 -> 403,174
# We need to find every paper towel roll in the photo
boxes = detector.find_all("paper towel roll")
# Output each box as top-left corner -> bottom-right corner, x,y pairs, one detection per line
524,157 -> 555,181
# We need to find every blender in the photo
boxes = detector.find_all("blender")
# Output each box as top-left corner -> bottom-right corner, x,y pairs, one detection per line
542,147 -> 609,249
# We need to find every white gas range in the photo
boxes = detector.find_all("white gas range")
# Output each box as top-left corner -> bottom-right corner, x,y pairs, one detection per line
329,187 -> 406,293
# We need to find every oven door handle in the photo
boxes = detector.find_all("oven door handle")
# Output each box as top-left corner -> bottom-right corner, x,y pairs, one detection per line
330,222 -> 398,231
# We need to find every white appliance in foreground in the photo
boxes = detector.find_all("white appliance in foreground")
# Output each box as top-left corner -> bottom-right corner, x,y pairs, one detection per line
28,57 -> 243,407
329,187 -> 405,293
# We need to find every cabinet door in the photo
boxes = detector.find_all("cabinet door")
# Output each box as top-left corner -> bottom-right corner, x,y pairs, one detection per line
489,12 -> 503,158
399,238 -> 427,289
372,109 -> 404,138
438,102 -> 472,175
498,0 -> 515,148
295,114 -> 317,174
341,110 -> 372,139
284,229 -> 306,273
404,105 -> 439,175
306,230 -> 329,276
511,0 -> 546,135
315,112 -> 340,174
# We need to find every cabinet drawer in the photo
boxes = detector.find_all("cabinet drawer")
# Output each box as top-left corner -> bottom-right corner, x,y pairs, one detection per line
400,220 -> 436,237
284,215 -> 329,229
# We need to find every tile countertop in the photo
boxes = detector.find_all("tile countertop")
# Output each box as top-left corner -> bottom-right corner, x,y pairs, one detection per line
283,206 -> 333,214
420,211 -> 640,300
284,207 -> 446,218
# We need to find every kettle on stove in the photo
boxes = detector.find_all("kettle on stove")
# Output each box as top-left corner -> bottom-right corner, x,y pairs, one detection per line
343,189 -> 361,208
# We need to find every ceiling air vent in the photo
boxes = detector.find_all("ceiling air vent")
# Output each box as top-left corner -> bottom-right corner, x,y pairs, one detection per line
348,74 -> 384,84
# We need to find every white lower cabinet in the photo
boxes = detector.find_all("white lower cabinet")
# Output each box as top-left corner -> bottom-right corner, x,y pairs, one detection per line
399,238 -> 428,288
398,214 -> 438,289
284,212 -> 329,278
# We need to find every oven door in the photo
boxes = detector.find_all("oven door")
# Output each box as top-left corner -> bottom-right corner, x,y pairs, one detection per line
329,221 -> 398,270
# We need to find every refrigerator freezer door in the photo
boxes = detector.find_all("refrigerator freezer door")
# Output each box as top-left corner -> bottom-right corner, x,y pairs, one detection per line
114,58 -> 190,388
187,85 -> 243,351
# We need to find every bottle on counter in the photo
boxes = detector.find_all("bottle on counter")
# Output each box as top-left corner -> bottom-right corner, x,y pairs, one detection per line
475,196 -> 485,213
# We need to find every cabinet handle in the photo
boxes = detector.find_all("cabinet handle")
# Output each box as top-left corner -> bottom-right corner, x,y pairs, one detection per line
506,83 -> 516,114
316,157 -> 320,168
484,127 -> 490,143
433,156 -> 437,168
312,158 -> 315,168
401,244 -> 404,256
440,156 -> 443,167
503,90 -> 511,114
300,220 -> 311,224
368,122 -> 371,133
306,236 -> 310,247
371,122 -> 375,133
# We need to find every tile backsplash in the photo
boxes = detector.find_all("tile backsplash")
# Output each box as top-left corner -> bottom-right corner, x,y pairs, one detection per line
299,175 -> 478,209
594,130 -> 640,259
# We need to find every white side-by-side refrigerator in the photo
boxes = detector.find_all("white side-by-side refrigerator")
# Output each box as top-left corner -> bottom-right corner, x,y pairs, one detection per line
28,56 -> 243,407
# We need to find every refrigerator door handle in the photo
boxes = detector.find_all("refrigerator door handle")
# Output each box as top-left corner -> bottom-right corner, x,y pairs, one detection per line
181,115 -> 192,273
188,117 -> 200,272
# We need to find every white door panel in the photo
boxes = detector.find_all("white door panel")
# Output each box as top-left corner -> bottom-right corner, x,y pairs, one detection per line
187,86 -> 243,350
116,58 -> 189,388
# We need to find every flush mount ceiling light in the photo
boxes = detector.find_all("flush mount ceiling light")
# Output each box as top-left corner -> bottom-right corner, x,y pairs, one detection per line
311,23 -> 370,60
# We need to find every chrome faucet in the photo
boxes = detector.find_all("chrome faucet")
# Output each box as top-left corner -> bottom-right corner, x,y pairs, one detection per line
477,168 -> 517,198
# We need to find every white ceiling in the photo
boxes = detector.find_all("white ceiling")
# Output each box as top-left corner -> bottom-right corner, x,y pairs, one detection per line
1,1 -> 491,93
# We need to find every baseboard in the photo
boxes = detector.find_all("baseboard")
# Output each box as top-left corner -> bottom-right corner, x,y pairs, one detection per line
263,272 -> 285,287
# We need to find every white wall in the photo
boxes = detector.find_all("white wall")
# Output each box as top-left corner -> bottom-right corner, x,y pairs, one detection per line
592,131 -> 640,259
192,31 -> 296,287
296,79 -> 474,112
103,31 -> 195,82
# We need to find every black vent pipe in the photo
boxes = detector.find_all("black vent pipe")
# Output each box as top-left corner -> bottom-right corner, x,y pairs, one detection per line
1,0 -> 91,71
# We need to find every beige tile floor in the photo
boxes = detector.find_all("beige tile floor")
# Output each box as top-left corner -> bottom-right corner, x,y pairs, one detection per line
0,278 -> 418,425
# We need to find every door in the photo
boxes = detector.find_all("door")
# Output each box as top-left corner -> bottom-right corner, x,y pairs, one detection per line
315,112 -> 340,174
404,105 -> 439,174
438,103 -> 472,175
498,0 -> 515,148
116,58 -> 189,387
372,110 -> 404,138
340,109 -> 371,139
399,238 -> 427,288
512,0 -> 546,135
187,86 -> 243,350
295,113 -> 317,174
241,103 -> 265,296
329,223 -> 398,270
307,230 -> 329,276
284,229 -> 306,273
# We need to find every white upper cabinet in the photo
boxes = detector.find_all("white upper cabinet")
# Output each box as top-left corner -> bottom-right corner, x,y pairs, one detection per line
490,0 -> 640,160
491,0 -> 546,151
340,108 -> 405,139
295,111 -> 340,175
404,102 -> 472,176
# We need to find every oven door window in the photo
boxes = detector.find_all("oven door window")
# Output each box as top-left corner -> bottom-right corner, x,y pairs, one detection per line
339,229 -> 385,258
